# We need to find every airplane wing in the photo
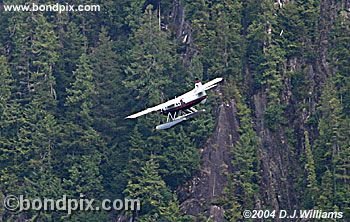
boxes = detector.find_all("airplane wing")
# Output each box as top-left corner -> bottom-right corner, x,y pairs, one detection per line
126,77 -> 223,119
126,98 -> 177,119
202,77 -> 223,90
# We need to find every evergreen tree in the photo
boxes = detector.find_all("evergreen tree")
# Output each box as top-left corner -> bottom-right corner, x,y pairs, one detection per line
327,9 -> 350,217
65,53 -> 95,123
58,53 -> 105,200
329,10 -> 350,115
0,56 -> 19,197
124,5 -> 177,106
1,1 -> 350,221
55,20 -> 87,109
5,104 -> 64,220
89,28 -> 132,197
0,56 -> 12,124
30,14 -> 59,110
314,80 -> 349,214
159,195 -> 189,222
317,169 -> 333,211
124,157 -> 173,220
2,13 -> 62,220
315,81 -> 342,175
63,153 -> 104,196
90,27 -> 128,142
223,175 -> 242,221
0,56 -> 19,146
159,128 -> 200,189
200,0 -> 243,81
303,130 -> 319,208
228,84 -> 259,211
8,12 -> 59,110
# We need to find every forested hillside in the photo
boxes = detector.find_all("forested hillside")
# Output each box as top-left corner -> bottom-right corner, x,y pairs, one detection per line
0,0 -> 349,221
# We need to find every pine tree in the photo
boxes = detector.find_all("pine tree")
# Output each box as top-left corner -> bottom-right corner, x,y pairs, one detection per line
92,28 -> 133,199
223,175 -> 242,221
30,14 -> 59,110
0,56 -> 12,123
1,13 -> 63,220
125,125 -> 148,179
229,84 -> 259,211
327,9 -> 350,217
55,20 -> 87,109
0,58 -> 10,113
329,10 -> 350,115
303,130 -> 319,208
198,0 -> 244,81
124,5 -> 177,106
315,81 -> 342,174
58,53 -> 105,200
0,56 -> 20,197
90,27 -> 126,142
159,195 -> 188,222
317,169 -> 333,211
159,128 -> 200,189
6,106 -> 65,220
314,79 -> 349,214
8,13 -> 59,110
124,157 -> 172,220
63,153 -> 104,196
278,2 -> 304,57
64,53 -> 95,127
7,11 -> 34,105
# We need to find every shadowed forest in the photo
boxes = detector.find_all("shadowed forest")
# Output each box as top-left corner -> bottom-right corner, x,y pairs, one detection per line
0,0 -> 349,221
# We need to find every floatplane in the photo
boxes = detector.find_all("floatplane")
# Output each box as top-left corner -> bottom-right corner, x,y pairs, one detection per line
126,78 -> 223,130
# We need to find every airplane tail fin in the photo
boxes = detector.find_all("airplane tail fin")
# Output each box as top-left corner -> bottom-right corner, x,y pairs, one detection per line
194,78 -> 202,88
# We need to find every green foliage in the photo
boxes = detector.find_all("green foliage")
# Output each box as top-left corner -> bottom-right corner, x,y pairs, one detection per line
223,175 -> 242,221
185,0 -> 244,82
89,27 -> 131,199
55,20 -> 87,108
65,53 -> 95,119
0,0 -> 349,221
329,11 -> 350,115
303,130 -> 319,208
90,27 -> 124,141
264,103 -> 286,131
63,153 -> 104,196
125,123 -> 200,190
314,81 -> 342,174
124,158 -> 172,218
313,79 -> 350,214
226,83 -> 259,214
59,52 -> 106,212
316,169 -> 333,210
124,5 -> 177,105
0,56 -> 12,116
8,12 -> 59,110
158,128 -> 200,188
